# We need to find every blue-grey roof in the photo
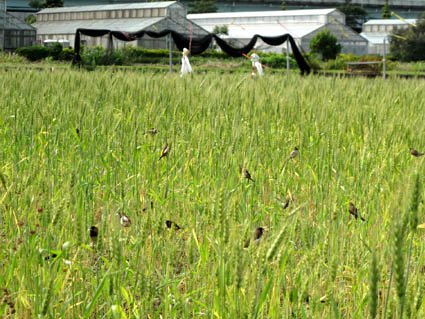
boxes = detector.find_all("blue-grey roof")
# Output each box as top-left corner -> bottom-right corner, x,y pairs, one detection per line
3,11 -> 37,31
33,17 -> 165,34
37,1 -> 180,14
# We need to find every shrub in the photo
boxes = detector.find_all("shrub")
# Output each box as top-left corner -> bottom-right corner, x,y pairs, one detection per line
326,53 -> 360,70
82,46 -> 125,66
61,48 -> 75,61
49,43 -> 63,60
15,46 -> 51,61
212,25 -> 228,35
15,43 -> 73,61
262,54 -> 297,69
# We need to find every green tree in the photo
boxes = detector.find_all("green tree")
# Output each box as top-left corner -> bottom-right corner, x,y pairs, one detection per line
28,0 -> 43,9
382,0 -> 391,19
29,0 -> 63,9
337,0 -> 367,32
42,0 -> 63,8
390,15 -> 425,62
309,29 -> 342,61
24,14 -> 36,24
212,25 -> 228,35
188,0 -> 217,14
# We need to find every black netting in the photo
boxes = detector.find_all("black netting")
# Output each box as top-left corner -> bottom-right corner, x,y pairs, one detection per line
212,34 -> 258,57
171,31 -> 213,55
72,28 -> 310,74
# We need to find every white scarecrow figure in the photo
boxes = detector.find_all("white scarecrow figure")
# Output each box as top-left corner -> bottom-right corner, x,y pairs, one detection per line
250,49 -> 264,77
180,48 -> 192,77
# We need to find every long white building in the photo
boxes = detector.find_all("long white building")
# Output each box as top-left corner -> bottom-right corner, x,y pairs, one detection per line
33,1 -> 208,49
189,9 -> 368,55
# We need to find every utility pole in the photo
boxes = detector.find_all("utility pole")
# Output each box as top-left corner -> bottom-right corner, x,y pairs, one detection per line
1,0 -> 6,52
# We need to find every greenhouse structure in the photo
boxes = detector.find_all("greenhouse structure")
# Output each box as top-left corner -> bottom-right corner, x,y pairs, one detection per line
360,19 -> 417,55
33,1 -> 209,49
188,8 -> 368,55
0,0 -> 36,52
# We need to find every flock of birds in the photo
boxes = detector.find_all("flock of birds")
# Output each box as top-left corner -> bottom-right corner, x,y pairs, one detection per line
83,126 -> 425,249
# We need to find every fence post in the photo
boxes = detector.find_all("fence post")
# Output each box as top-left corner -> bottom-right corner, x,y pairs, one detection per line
383,38 -> 386,80
286,40 -> 290,76
168,33 -> 172,73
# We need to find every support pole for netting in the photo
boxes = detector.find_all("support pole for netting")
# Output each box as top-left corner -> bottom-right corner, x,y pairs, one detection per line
383,38 -> 387,80
168,33 -> 172,72
1,0 -> 6,52
108,32 -> 113,52
286,40 -> 290,76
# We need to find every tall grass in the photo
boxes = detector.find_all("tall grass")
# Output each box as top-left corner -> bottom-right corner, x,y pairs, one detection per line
0,69 -> 425,318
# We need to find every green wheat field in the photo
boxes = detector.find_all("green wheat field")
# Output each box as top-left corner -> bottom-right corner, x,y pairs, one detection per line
1,69 -> 425,318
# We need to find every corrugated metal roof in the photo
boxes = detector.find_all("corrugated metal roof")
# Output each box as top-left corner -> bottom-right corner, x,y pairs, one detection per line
201,23 -> 323,39
33,17 -> 164,34
4,11 -> 37,31
364,19 -> 417,25
188,8 -> 338,20
360,32 -> 390,44
37,1 -> 179,14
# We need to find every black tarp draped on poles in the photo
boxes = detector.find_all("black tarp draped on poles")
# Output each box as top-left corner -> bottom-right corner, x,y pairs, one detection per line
72,28 -> 311,75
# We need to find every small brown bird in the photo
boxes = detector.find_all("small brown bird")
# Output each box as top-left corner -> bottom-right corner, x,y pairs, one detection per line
244,169 -> 255,183
244,227 -> 265,248
348,202 -> 366,221
410,148 -> 424,157
159,142 -> 169,160
142,201 -> 154,212
76,128 -> 80,138
89,226 -> 98,246
165,220 -> 181,230
118,213 -> 131,227
44,253 -> 58,260
146,128 -> 158,135
289,147 -> 299,159
282,198 -> 290,209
